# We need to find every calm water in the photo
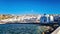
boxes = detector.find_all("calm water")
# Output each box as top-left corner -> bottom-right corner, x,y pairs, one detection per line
0,24 -> 47,34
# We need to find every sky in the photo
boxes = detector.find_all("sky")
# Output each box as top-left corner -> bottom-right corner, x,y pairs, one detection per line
0,0 -> 60,14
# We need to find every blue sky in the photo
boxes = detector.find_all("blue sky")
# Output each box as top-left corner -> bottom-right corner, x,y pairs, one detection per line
0,0 -> 60,14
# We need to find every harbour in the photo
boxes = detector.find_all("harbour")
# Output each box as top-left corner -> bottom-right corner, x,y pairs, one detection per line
0,0 -> 60,34
0,14 -> 60,34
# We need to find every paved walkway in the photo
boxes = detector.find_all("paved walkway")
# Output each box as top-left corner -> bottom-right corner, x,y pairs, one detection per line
51,27 -> 60,34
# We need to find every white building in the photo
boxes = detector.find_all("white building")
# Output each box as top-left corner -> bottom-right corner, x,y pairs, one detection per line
40,14 -> 54,23
49,15 -> 54,22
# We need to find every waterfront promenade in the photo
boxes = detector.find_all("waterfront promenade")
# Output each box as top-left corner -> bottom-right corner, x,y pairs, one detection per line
51,27 -> 60,34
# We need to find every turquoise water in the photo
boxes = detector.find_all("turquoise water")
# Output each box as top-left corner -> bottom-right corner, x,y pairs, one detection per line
0,24 -> 47,34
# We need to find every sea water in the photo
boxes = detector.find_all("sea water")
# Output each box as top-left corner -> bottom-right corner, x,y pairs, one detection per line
0,23 -> 47,34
